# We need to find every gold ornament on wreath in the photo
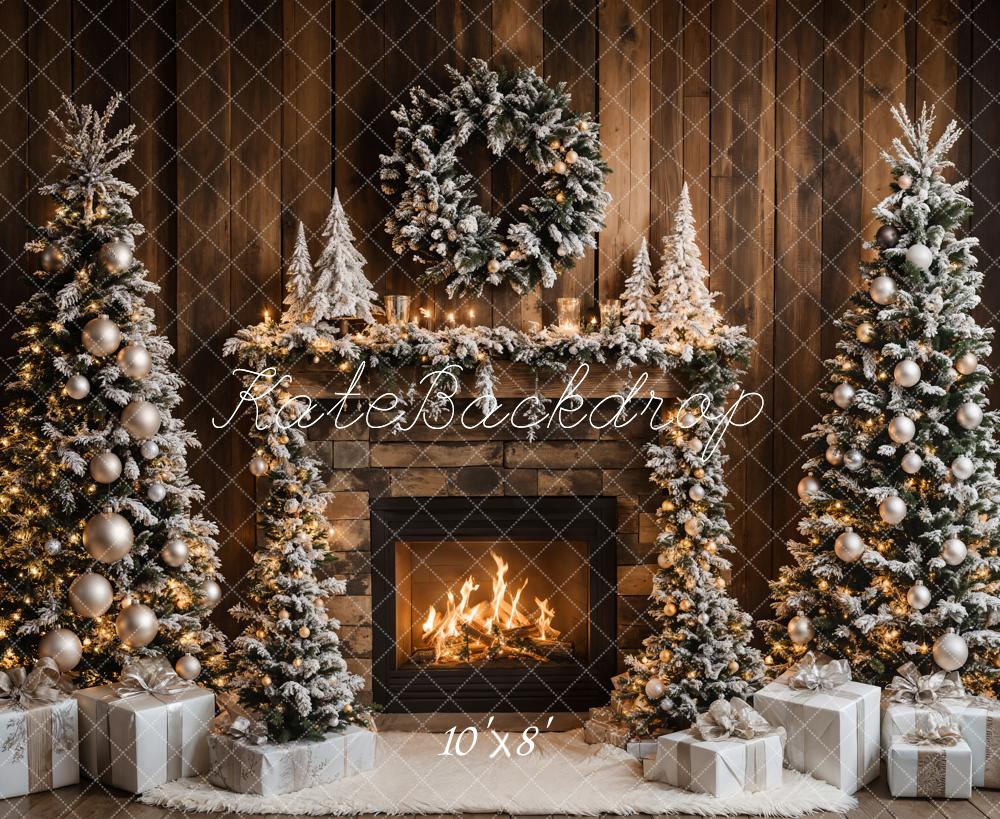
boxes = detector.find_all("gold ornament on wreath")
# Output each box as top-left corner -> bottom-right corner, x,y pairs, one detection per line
380,58 -> 610,299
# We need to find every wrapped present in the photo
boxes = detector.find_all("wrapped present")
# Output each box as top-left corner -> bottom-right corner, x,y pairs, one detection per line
882,662 -> 1000,788
208,723 -> 377,795
887,712 -> 972,798
643,698 -> 784,797
0,658 -> 78,798
753,652 -> 880,794
625,738 -> 658,760
583,705 -> 630,748
75,656 -> 215,793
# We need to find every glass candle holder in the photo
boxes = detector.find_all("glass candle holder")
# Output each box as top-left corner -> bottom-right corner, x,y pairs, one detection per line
385,295 -> 410,325
556,297 -> 581,332
600,299 -> 622,329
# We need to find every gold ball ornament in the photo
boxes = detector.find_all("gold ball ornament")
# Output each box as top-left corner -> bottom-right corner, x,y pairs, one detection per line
955,352 -> 978,376
663,602 -> 677,617
161,537 -> 189,568
683,517 -> 702,536
787,614 -> 815,644
486,259 -> 501,274
41,245 -> 65,271
98,240 -> 134,272
657,552 -> 671,569
116,603 -> 159,648
82,315 -> 122,357
832,382 -> 855,409
555,191 -> 566,204
825,446 -> 843,466
261,675 -> 272,687
121,400 -> 162,440
577,120 -> 589,132
39,628 -> 83,672
298,626 -> 311,638
65,373 -> 91,399
855,322 -> 876,343
548,138 -> 562,150
292,657 -> 303,668
564,149 -> 578,164
89,451 -> 122,484
83,509 -> 134,563
679,598 -> 693,612
200,579 -> 222,608
116,345 -> 152,379
175,654 -> 201,681
552,160 -> 567,174
659,649 -> 673,662
69,572 -> 114,618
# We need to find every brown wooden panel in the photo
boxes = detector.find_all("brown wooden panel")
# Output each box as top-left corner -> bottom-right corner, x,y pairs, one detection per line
544,0 -> 597,323
598,0 -> 651,304
709,0 -> 776,616
682,0 -> 711,256
648,0 -> 682,246
128,0 -> 178,339
773,0 -> 824,566
72,0 -> 129,122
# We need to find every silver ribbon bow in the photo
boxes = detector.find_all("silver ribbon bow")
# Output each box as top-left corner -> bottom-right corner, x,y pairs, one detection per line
886,663 -> 966,712
902,712 -> 964,747
694,697 -> 775,742
112,656 -> 193,702
0,657 -> 65,710
787,652 -> 851,691
213,693 -> 268,745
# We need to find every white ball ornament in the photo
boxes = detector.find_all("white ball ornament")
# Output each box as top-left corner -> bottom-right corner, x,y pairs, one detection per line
787,614 -> 815,644
175,654 -> 202,681
39,628 -> 83,672
83,510 -> 134,563
933,631 -> 968,672
941,538 -> 967,566
82,315 -> 122,356
99,240 -> 134,272
832,382 -> 855,409
897,173 -> 913,190
65,373 -> 91,400
905,243 -> 934,271
825,446 -> 843,466
869,275 -> 897,305
906,583 -> 932,610
834,528 -> 865,562
797,475 -> 820,501
888,415 -> 916,444
951,456 -> 975,481
161,537 -> 189,568
688,484 -> 706,501
116,345 -> 152,379
116,603 -> 159,649
954,352 -> 978,376
683,517 -> 702,536
957,402 -> 983,430
147,481 -> 167,503
140,440 -> 160,460
893,359 -> 921,388
879,495 -> 908,525
901,451 -> 923,474
697,612 -> 710,625
200,579 -> 222,608
68,572 -> 114,618
644,678 -> 666,700
121,400 -> 162,440
249,456 -> 268,477
89,451 -> 122,484
844,449 -> 865,472
45,538 -> 61,555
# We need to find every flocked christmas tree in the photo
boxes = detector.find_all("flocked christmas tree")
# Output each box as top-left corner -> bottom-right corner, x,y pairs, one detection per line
281,220 -> 314,327
0,95 -> 225,685
622,238 -> 654,326
763,105 -> 1000,693
614,191 -> 764,735
653,184 -> 719,348
308,189 -> 380,327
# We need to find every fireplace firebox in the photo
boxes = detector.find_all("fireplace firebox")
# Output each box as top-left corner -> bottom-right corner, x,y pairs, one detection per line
371,496 -> 618,712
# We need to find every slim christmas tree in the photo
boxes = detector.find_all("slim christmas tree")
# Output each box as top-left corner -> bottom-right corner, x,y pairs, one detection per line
622,238 -> 654,326
282,220 -> 314,325
0,95 -> 224,685
653,184 -> 719,346
764,105 -> 1000,693
308,189 -> 380,326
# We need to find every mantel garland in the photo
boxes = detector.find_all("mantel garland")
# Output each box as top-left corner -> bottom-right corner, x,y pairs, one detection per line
225,314 -> 762,728
380,59 -> 611,299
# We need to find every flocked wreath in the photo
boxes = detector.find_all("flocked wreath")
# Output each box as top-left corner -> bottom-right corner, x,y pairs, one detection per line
380,59 -> 611,299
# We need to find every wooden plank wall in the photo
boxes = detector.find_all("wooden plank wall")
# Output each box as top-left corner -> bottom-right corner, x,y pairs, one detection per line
0,0 -> 996,628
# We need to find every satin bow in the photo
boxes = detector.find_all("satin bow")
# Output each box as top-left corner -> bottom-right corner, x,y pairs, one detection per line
0,657 -> 65,710
213,694 -> 268,745
886,663 -> 966,711
112,656 -> 193,701
694,697 -> 775,742
787,652 -> 851,691
902,712 -> 964,747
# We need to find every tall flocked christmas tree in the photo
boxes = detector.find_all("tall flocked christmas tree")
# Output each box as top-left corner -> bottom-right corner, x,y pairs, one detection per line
0,95 -> 225,685
614,190 -> 764,735
282,220 -> 314,327
764,105 -> 1000,693
622,238 -> 654,326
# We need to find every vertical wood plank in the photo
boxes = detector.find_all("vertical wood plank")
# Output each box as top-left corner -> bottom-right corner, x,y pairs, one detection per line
282,0 -> 332,267
175,0 -> 234,623
682,0 -> 711,258
492,0 -> 544,330
773,0 -> 823,565
598,0 -> 651,305
129,0 -> 178,339
709,0 -> 776,615
72,0 -> 129,119
544,0 -> 597,323
648,0 -> 682,246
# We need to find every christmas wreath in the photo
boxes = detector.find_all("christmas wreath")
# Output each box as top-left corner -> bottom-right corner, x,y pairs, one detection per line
380,59 -> 610,299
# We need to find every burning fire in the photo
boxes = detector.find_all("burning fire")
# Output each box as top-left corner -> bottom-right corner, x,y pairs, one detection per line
420,552 -> 563,663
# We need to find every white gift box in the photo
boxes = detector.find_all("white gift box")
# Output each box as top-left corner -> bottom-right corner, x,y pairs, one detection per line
887,736 -> 972,798
643,729 -> 784,797
0,697 -> 78,798
753,658 -> 880,794
625,738 -> 658,760
208,725 -> 377,795
75,673 -> 215,793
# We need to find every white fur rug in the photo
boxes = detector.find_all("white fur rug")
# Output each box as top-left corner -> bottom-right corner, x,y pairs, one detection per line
140,729 -> 856,816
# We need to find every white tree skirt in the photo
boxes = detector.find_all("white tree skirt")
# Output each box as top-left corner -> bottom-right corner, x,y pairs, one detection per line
140,729 -> 856,816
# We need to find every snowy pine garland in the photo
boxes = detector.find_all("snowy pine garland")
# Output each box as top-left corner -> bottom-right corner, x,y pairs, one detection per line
380,59 -> 610,299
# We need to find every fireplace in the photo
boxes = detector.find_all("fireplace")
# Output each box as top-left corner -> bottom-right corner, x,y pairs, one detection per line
371,496 -> 618,712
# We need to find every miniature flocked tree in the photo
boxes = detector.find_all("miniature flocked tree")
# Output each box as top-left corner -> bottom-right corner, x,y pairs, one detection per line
308,189 -> 380,327
622,237 -> 654,327
763,105 -> 1000,693
653,184 -> 719,349
0,95 -> 224,685
281,220 -> 314,327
